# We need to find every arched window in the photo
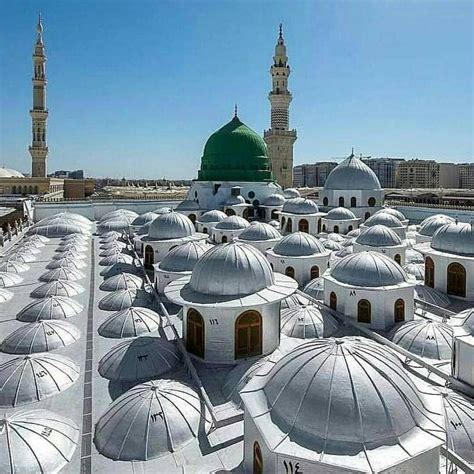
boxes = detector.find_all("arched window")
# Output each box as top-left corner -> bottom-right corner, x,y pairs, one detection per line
394,299 -> 405,323
348,225 -> 353,232
394,254 -> 401,265
285,266 -> 295,279
226,208 -> 235,217
270,263 -> 274,270
310,265 -> 319,279
357,299 -> 371,323
364,212 -> 371,220
253,441 -> 263,474
243,208 -> 249,220
425,256 -> 435,288
235,311 -> 262,359
202,227 -> 208,234
186,309 -> 205,358
317,219 -> 322,234
368,197 -> 376,207
298,219 -> 309,233
286,218 -> 292,233
34,186 -> 38,194
350,197 -> 357,207
188,213 -> 196,224
271,209 -> 278,220
221,235 -> 228,244
329,292 -> 337,310
144,245 -> 154,269
338,196 -> 345,207
333,225 -> 339,234
12,186 -> 16,194
447,262 -> 466,298
322,224 -> 326,232
323,197 -> 328,206
281,216 -> 286,228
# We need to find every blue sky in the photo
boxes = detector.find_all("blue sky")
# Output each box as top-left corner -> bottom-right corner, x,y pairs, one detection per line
0,0 -> 472,179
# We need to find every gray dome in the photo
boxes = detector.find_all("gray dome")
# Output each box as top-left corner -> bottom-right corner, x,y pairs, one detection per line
281,293 -> 311,310
98,337 -> 179,381
176,199 -> 200,211
46,257 -> 87,270
131,212 -> 159,226
0,409 -> 79,474
0,271 -> 23,288
224,194 -> 246,206
31,280 -> 85,298
388,319 -> 453,360
190,242 -> 274,296
326,207 -> 357,220
282,197 -> 319,215
406,248 -> 424,263
327,232 -> 345,242
100,262 -> 141,279
375,207 -> 406,222
38,212 -> 91,226
450,308 -> 474,335
99,209 -> 138,222
148,211 -> 195,240
324,154 -> 381,190
302,277 -> 325,301
237,222 -> 281,242
322,239 -> 343,251
0,288 -> 13,303
153,206 -> 172,214
94,380 -> 204,461
61,232 -> 89,242
99,253 -> 134,267
22,237 -> 46,248
28,222 -> 91,237
198,209 -> 227,223
57,242 -> 88,252
5,251 -> 37,263
98,288 -> 151,312
1,320 -> 80,354
242,337 -> 440,463
419,214 -> 455,237
39,267 -> 85,282
99,231 -> 122,241
283,188 -> 300,198
330,251 -> 409,287
136,221 -> 152,236
414,284 -> 451,308
364,212 -> 403,228
273,232 -> 326,257
159,241 -> 213,273
0,261 -> 29,273
403,263 -> 425,281
0,354 -> 79,407
53,249 -> 87,260
99,272 -> 143,291
346,228 -> 361,237
98,307 -> 162,338
17,296 -> 83,322
99,240 -> 127,251
355,225 -> 402,247
281,304 -> 339,339
431,222 -> 474,256
99,246 -> 127,257
263,193 -> 285,206
214,215 -> 250,230
26,233 -> 50,243
97,219 -> 133,234
17,243 -> 41,254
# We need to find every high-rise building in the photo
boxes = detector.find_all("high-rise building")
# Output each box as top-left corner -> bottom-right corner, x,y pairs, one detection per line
438,162 -> 460,188
293,162 -> 338,187
362,157 -> 405,188
459,163 -> 474,189
29,14 -> 49,178
264,25 -> 297,189
396,160 -> 439,188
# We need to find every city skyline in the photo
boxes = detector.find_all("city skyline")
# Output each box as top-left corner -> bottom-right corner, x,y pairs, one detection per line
0,0 -> 472,179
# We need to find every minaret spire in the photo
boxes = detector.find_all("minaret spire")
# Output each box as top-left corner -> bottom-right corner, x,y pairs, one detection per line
234,103 -> 238,118
29,14 -> 49,177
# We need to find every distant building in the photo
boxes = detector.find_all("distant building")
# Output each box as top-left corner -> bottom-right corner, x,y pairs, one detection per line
459,163 -> 474,189
362,157 -> 404,188
293,162 -> 338,187
438,163 -> 460,188
51,169 -> 84,179
396,160 -> 439,189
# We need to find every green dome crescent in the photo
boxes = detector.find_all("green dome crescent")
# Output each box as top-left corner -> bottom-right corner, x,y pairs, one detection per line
198,116 -> 273,182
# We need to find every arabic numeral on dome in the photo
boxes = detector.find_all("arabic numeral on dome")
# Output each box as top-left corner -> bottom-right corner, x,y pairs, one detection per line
36,370 -> 47,378
137,354 -> 148,362
41,427 -> 52,437
134,318 -> 143,323
46,330 -> 55,335
150,411 -> 163,423
209,319 -> 218,325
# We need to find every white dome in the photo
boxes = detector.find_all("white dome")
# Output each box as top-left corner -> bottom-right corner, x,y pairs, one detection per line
330,251 -> 409,287
263,193 -> 285,206
99,209 -> 138,222
98,288 -> 151,312
414,284 -> 451,308
224,194 -> 246,206
153,206 -> 172,214
99,273 -> 143,292
198,209 -> 227,223
52,249 -> 86,261
1,320 -> 81,354
39,267 -> 85,282
131,212 -> 159,226
36,213 -> 91,227
100,262 -> 141,279
99,240 -> 127,250
375,207 -> 406,222
0,288 -> 14,303
25,234 -> 50,243
406,248 -> 424,263
325,207 -> 357,220
364,212 -> 403,228
241,337 -> 441,468
403,263 -> 425,281
214,215 -> 250,230
61,232 -> 89,243
94,380 -> 204,461
159,241 -> 212,272
322,239 -> 343,251
17,296 -> 83,322
431,222 -> 474,256
324,154 -> 381,190
283,188 -> 300,198
99,253 -> 134,267
389,319 -> 453,360
46,257 -> 87,270
302,277 -> 325,301
281,293 -> 311,309
28,222 -> 91,237
0,166 -> 24,177
0,409 -> 79,473
147,211 -> 195,240
327,232 -> 345,242
99,246 -> 125,257
57,242 -> 88,253
31,280 -> 85,298
282,197 -> 319,215
99,231 -> 122,241
281,304 -> 339,339
346,228 -> 361,237
0,271 -> 23,288
419,214 -> 455,237
97,219 -> 132,234
0,354 -> 79,407
355,224 -> 402,247
272,232 -> 326,257
237,222 -> 281,242
175,199 -> 200,211
0,260 -> 29,274
98,307 -> 162,338
450,308 -> 474,335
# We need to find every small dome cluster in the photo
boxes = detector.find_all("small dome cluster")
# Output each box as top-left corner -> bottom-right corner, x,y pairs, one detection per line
272,232 -> 326,257
282,198 -> 319,215
431,221 -> 474,256
148,211 -> 196,240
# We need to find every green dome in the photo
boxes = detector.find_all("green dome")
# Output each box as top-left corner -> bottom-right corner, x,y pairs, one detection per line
198,116 -> 273,182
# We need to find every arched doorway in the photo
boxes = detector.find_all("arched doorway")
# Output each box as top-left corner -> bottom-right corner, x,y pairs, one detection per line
188,213 -> 196,224
338,196 -> 345,207
394,299 -> 405,323
221,235 -> 228,244
144,245 -> 154,269
186,309 -> 205,358
281,217 -> 286,229
253,441 -> 263,474
329,292 -> 337,310
235,311 -> 262,359
317,219 -> 322,234
368,197 -> 376,207
271,209 -> 278,220
286,218 -> 292,233
357,299 -> 371,323
298,219 -> 309,233
285,266 -> 295,279
323,197 -> 328,206
310,265 -> 319,279
425,256 -> 435,288
394,254 -> 401,265
202,227 -> 208,234
226,208 -> 235,217
333,225 -> 339,234
348,225 -> 353,232
447,262 -> 466,297
351,197 -> 357,207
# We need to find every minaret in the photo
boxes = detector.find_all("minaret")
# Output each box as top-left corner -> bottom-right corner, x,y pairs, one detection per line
29,14 -> 49,178
264,24 -> 297,189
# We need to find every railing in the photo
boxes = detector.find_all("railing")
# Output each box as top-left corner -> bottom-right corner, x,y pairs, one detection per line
37,193 -> 187,203
386,199 -> 474,210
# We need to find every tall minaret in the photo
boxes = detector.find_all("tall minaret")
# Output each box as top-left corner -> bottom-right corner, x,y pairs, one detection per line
29,14 -> 49,178
264,24 -> 297,189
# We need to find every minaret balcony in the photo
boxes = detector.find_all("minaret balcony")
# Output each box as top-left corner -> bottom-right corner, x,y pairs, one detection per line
264,129 -> 297,138
30,108 -> 49,118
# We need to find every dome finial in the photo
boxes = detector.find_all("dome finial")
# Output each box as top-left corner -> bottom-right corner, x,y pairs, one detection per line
279,23 -> 283,39
351,147 -> 354,157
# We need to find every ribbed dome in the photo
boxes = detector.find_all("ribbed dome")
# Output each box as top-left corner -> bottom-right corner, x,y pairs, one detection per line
330,251 -> 409,287
263,193 -> 285,206
153,207 -> 172,214
99,240 -> 127,251
406,248 -> 424,263
147,211 -> 195,240
214,215 -> 250,230
190,242 -> 274,296
431,222 -> 474,256
159,241 -> 212,272
53,249 -> 87,260
17,296 -> 83,322
282,197 -> 319,215
5,251 -> 37,263
224,194 -> 246,206
99,209 -> 138,222
99,246 -> 126,257
237,222 -> 281,241
281,304 -> 339,339
131,212 -> 159,226
450,308 -> 474,335
388,319 -> 453,360
0,167 -> 24,177
322,240 -> 343,251
0,271 -> 23,288
99,231 -> 122,241
273,232 -> 326,257
198,209 -> 227,223
57,242 -> 88,252
355,224 -> 402,247
414,284 -> 451,308
327,232 -> 346,243
176,200 -> 200,211
198,116 -> 272,182
324,154 -> 381,190
30,280 -> 85,298
98,307 -> 162,338
61,232 -> 89,243
28,222 -> 91,237
46,257 -> 87,270
374,207 -> 406,222
0,409 -> 79,474
98,288 -> 151,311
99,273 -> 143,291
99,253 -> 134,266
326,207 -> 357,220
94,380 -> 204,461
403,263 -> 425,281
365,212 -> 403,228
0,261 -> 29,274
302,277 -> 325,301
0,288 -> 14,303
283,188 -> 300,198
97,218 -> 133,234
26,234 -> 50,243
39,267 -> 85,282
419,215 -> 455,237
